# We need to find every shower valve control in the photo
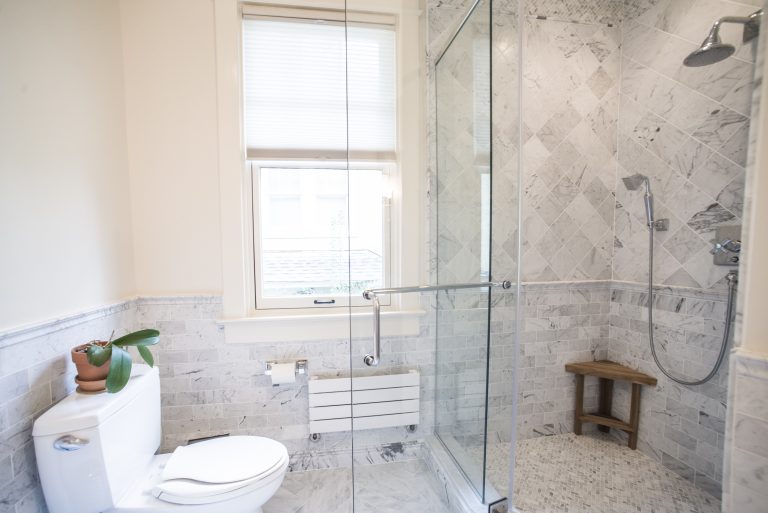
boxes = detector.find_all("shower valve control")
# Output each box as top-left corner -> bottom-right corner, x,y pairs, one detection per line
712,226 -> 742,266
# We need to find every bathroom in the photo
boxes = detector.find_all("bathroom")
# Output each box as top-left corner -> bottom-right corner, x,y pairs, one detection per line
1,0 -> 768,511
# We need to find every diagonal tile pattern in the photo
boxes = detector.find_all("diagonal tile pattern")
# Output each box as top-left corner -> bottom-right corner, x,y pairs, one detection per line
614,0 -> 754,292
521,18 -> 619,282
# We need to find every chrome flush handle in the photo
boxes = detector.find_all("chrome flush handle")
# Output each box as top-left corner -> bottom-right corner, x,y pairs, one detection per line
53,435 -> 89,451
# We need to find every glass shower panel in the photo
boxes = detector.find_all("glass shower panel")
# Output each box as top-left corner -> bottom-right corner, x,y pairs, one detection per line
345,2 -> 446,513
434,0 -> 493,500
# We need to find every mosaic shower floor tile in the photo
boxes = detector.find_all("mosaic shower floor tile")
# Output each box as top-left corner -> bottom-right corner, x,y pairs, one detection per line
486,433 -> 721,513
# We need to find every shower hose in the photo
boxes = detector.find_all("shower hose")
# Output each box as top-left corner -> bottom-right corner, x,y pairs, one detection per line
646,226 -> 738,386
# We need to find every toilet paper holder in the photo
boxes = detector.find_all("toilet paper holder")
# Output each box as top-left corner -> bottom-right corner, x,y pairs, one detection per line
265,360 -> 307,376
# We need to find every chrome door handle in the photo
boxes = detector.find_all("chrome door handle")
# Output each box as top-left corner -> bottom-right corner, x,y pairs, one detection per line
363,294 -> 381,367
53,435 -> 89,451
361,281 -> 512,367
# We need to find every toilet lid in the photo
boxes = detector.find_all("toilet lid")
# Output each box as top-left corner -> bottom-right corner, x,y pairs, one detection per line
153,454 -> 288,505
161,436 -> 288,484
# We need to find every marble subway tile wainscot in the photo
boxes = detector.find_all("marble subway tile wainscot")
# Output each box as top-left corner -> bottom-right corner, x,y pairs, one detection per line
138,297 -> 440,459
517,281 -> 612,439
0,301 -> 136,513
608,282 -> 730,498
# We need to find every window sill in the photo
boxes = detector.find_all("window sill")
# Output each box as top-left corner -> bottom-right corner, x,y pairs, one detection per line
219,309 -> 426,343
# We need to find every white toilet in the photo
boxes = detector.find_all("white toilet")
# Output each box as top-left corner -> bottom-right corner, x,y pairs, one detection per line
32,365 -> 288,513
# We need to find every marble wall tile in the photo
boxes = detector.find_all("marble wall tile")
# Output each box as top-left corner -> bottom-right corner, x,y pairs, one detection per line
0,302 -> 135,513
608,282 -> 730,498
615,1 -> 758,293
521,18 -> 620,282
516,281 -> 611,439
136,298 -> 440,458
722,2 -> 767,508
723,352 -> 768,513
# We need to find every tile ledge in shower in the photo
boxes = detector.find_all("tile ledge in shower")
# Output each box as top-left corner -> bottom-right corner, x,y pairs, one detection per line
521,280 -> 613,291
610,280 -> 729,300
520,280 -> 729,300
220,308 -> 426,343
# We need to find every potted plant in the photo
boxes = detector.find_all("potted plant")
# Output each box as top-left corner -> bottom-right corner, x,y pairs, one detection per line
71,329 -> 160,393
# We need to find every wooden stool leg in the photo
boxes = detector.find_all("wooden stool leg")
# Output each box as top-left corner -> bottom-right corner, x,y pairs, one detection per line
628,383 -> 641,449
598,378 -> 614,433
574,374 -> 584,435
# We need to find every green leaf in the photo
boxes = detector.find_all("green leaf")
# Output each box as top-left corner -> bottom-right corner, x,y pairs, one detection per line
137,345 -> 154,367
86,344 -> 112,366
106,346 -> 132,393
112,329 -> 160,347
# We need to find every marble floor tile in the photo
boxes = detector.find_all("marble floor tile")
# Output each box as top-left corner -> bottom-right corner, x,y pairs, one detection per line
264,459 -> 452,513
266,433 -> 721,513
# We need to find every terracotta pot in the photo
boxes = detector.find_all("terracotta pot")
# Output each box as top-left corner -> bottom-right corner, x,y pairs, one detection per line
71,341 -> 111,386
75,376 -> 107,393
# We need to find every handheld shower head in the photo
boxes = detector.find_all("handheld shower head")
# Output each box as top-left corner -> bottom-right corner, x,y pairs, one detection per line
621,173 -> 649,192
621,173 -> 655,228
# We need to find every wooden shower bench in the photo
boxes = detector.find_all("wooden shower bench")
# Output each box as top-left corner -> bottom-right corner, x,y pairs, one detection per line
565,360 -> 657,450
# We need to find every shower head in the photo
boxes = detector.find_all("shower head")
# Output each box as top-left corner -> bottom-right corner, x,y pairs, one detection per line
621,174 -> 655,227
683,26 -> 735,67
683,10 -> 763,67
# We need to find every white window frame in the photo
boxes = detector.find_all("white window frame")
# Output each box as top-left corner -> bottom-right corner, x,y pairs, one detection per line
249,159 -> 395,310
214,0 -> 425,343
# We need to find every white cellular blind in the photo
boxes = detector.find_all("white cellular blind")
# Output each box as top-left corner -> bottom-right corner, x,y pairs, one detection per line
243,18 -> 396,157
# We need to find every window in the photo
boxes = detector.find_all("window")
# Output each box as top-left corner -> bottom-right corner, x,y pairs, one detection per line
242,9 -> 397,310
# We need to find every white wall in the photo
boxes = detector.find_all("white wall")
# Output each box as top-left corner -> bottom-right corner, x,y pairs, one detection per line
120,0 -> 223,297
0,0 -> 135,330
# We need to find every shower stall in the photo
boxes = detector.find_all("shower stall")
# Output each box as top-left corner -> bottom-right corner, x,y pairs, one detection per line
248,0 -> 758,512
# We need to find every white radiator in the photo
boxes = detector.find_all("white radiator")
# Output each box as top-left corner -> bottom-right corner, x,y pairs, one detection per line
308,371 -> 420,434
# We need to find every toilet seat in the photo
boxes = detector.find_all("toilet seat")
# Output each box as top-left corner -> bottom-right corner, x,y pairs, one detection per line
153,436 -> 289,506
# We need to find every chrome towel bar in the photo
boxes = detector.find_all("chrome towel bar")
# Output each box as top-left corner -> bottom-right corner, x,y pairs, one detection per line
361,280 -> 512,367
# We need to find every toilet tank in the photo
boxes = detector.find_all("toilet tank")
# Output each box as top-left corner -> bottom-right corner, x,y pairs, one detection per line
33,365 -> 161,513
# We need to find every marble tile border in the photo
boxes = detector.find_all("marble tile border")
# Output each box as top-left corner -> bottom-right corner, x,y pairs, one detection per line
0,299 -> 134,349
610,280 -> 730,301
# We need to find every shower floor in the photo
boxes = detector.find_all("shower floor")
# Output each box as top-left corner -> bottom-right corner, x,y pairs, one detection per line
473,433 -> 721,513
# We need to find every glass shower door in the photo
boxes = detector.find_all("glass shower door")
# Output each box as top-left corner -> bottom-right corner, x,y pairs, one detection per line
343,0 -> 505,510
434,0 -> 494,501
